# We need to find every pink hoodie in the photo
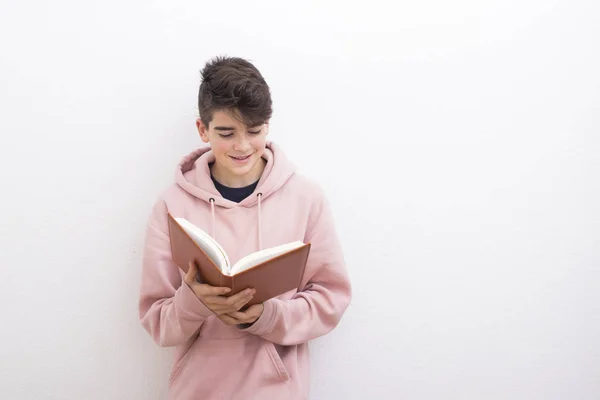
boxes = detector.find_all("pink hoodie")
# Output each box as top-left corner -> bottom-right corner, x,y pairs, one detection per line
139,141 -> 352,399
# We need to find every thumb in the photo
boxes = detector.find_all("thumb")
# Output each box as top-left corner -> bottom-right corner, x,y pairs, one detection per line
185,261 -> 197,284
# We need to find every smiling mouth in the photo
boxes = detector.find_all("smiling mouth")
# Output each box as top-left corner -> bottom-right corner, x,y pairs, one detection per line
230,154 -> 252,161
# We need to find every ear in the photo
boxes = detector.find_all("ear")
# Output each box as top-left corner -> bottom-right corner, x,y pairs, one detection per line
196,118 -> 210,143
264,120 -> 270,136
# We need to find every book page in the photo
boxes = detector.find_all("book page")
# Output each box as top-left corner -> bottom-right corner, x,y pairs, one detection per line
175,217 -> 230,272
230,241 -> 305,276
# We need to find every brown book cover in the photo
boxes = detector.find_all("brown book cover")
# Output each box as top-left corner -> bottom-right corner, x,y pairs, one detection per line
167,212 -> 311,306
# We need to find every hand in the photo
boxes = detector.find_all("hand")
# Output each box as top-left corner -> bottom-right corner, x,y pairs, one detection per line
218,303 -> 265,326
184,261 -> 255,316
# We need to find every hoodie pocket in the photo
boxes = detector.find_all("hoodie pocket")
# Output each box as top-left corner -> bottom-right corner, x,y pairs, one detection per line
265,342 -> 290,382
168,337 -> 197,387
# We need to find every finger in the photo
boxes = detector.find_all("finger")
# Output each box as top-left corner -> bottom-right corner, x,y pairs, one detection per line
228,312 -> 258,325
223,290 -> 255,313
232,295 -> 254,312
217,314 -> 240,326
226,311 -> 248,322
228,305 -> 260,322
196,284 -> 232,297
204,288 -> 253,307
184,261 -> 197,284
244,304 -> 262,315
228,288 -> 255,306
208,298 -> 251,315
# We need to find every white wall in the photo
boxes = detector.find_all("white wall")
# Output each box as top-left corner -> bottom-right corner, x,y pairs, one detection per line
1,0 -> 598,399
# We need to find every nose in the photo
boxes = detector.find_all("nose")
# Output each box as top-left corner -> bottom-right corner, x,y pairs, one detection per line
233,136 -> 251,152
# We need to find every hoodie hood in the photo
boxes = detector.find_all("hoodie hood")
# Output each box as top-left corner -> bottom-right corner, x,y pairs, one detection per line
175,141 -> 296,209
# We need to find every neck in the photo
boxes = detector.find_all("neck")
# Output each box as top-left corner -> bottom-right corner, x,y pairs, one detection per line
211,158 -> 266,188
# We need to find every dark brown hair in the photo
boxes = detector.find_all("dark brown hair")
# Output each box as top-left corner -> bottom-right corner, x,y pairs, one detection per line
198,56 -> 273,128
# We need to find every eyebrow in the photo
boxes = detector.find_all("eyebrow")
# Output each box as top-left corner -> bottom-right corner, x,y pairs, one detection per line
213,125 -> 262,131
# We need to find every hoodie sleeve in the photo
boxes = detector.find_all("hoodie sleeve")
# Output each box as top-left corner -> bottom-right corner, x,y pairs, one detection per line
241,187 -> 352,346
138,199 -> 214,347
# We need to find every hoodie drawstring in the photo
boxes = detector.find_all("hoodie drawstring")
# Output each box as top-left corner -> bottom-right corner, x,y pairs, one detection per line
208,194 -> 263,251
209,198 -> 216,239
257,192 -> 263,251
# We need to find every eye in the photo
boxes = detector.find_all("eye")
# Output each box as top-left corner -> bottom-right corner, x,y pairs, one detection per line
248,130 -> 261,135
219,133 -> 234,138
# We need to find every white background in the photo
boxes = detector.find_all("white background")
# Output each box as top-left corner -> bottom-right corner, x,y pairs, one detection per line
1,0 -> 598,399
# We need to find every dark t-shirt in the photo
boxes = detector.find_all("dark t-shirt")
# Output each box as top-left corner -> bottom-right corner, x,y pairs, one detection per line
210,172 -> 259,203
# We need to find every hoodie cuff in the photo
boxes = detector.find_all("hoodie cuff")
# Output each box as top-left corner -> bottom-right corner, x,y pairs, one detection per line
239,299 -> 277,336
174,280 -> 215,319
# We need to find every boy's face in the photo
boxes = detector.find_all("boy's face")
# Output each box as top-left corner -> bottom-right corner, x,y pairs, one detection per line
196,109 -> 269,187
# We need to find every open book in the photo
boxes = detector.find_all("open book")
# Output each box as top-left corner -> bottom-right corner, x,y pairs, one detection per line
167,213 -> 311,306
